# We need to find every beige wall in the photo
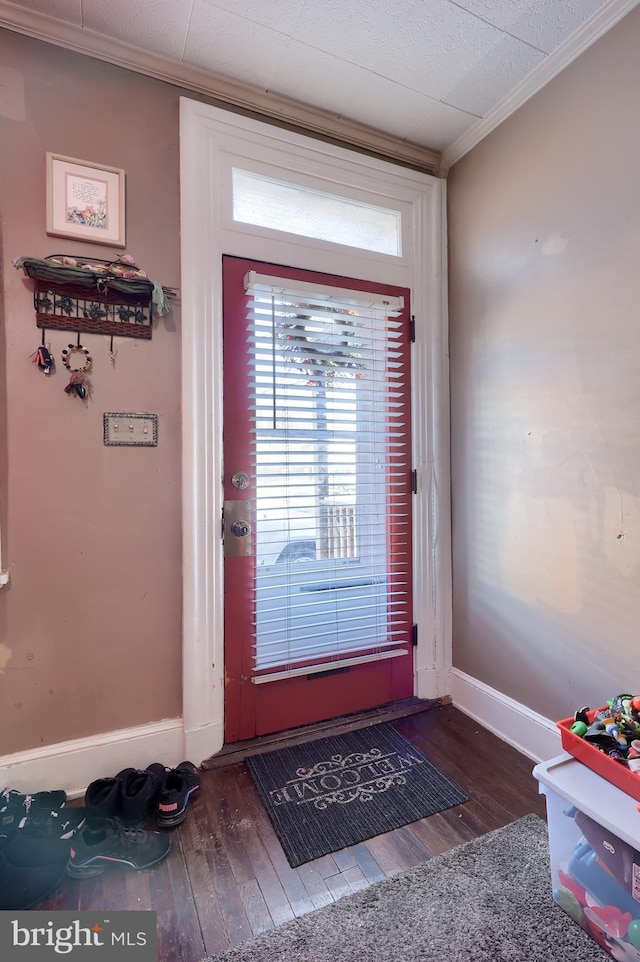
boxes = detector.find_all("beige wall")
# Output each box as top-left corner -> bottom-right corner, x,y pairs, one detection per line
0,32 -> 184,752
5,0 -> 640,758
448,6 -> 640,721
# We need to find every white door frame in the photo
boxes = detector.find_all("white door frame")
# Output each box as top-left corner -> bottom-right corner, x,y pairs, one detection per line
179,98 -> 451,760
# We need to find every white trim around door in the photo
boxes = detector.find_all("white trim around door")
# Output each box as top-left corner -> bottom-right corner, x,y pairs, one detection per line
179,99 -> 451,760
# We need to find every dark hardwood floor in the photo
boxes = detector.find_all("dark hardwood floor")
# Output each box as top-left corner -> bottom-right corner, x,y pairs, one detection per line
35,705 -> 547,961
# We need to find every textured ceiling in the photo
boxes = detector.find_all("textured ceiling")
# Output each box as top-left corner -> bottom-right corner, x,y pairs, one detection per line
1,0 -> 634,158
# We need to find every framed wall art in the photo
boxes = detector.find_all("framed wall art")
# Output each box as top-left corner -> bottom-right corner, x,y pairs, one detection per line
46,153 -> 125,247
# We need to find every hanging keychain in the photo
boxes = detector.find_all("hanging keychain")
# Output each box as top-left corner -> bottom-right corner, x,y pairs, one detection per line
62,337 -> 92,400
32,329 -> 54,374
64,372 -> 89,399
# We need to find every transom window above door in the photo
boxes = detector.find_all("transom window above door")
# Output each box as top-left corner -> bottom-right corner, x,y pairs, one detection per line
232,168 -> 403,257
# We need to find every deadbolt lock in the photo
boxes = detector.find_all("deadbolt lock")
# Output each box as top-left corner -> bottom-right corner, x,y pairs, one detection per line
231,471 -> 250,490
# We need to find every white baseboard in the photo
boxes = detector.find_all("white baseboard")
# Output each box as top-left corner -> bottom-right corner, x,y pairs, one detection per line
449,668 -> 561,763
0,718 -> 186,798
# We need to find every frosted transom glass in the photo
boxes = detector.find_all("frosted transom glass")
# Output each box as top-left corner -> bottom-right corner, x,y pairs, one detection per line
232,169 -> 402,256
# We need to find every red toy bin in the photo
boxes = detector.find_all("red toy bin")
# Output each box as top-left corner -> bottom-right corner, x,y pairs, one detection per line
557,708 -> 640,802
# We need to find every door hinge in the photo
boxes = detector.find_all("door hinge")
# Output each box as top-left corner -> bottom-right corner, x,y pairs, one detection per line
411,468 -> 417,494
409,315 -> 416,343
412,624 -> 418,647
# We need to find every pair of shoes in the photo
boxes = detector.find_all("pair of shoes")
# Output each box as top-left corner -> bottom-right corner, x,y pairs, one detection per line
85,761 -> 200,829
157,762 -> 200,828
0,832 -> 69,909
66,818 -> 171,878
1,792 -> 85,840
85,764 -> 165,826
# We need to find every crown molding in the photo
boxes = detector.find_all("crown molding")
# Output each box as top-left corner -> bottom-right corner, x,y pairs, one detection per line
0,0 -> 444,176
443,0 -> 640,167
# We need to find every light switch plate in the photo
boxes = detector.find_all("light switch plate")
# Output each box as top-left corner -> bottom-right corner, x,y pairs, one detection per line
104,412 -> 158,446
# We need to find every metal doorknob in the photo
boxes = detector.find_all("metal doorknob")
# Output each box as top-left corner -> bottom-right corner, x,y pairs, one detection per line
231,519 -> 251,538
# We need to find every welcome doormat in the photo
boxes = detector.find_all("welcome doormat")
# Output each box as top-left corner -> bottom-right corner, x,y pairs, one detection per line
246,723 -> 468,867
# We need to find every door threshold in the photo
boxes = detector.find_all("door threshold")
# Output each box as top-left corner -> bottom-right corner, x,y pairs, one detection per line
202,696 -> 448,769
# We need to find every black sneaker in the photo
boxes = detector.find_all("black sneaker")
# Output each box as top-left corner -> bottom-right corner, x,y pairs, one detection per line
66,818 -> 172,878
117,764 -> 166,825
1,788 -> 67,813
157,762 -> 200,828
22,807 -> 86,840
1,803 -> 85,840
84,777 -> 121,820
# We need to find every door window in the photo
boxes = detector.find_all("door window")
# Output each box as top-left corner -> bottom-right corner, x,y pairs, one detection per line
244,271 -> 412,677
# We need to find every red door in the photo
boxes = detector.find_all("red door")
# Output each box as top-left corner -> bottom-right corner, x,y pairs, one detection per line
222,255 -> 414,743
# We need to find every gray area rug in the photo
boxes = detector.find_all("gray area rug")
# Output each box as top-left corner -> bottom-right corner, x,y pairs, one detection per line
205,814 -> 607,962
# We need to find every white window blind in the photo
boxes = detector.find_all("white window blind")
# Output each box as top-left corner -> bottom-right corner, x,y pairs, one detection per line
245,271 -> 412,677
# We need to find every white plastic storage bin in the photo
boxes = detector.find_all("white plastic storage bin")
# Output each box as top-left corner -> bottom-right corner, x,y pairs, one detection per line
534,753 -> 640,961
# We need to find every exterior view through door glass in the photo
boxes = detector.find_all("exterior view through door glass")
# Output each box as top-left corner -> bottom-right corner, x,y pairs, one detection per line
223,256 -> 414,742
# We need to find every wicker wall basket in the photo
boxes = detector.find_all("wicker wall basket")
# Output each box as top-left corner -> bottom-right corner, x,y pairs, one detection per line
17,256 -> 156,339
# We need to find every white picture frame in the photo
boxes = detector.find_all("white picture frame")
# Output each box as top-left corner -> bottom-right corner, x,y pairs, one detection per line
46,152 -> 125,247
